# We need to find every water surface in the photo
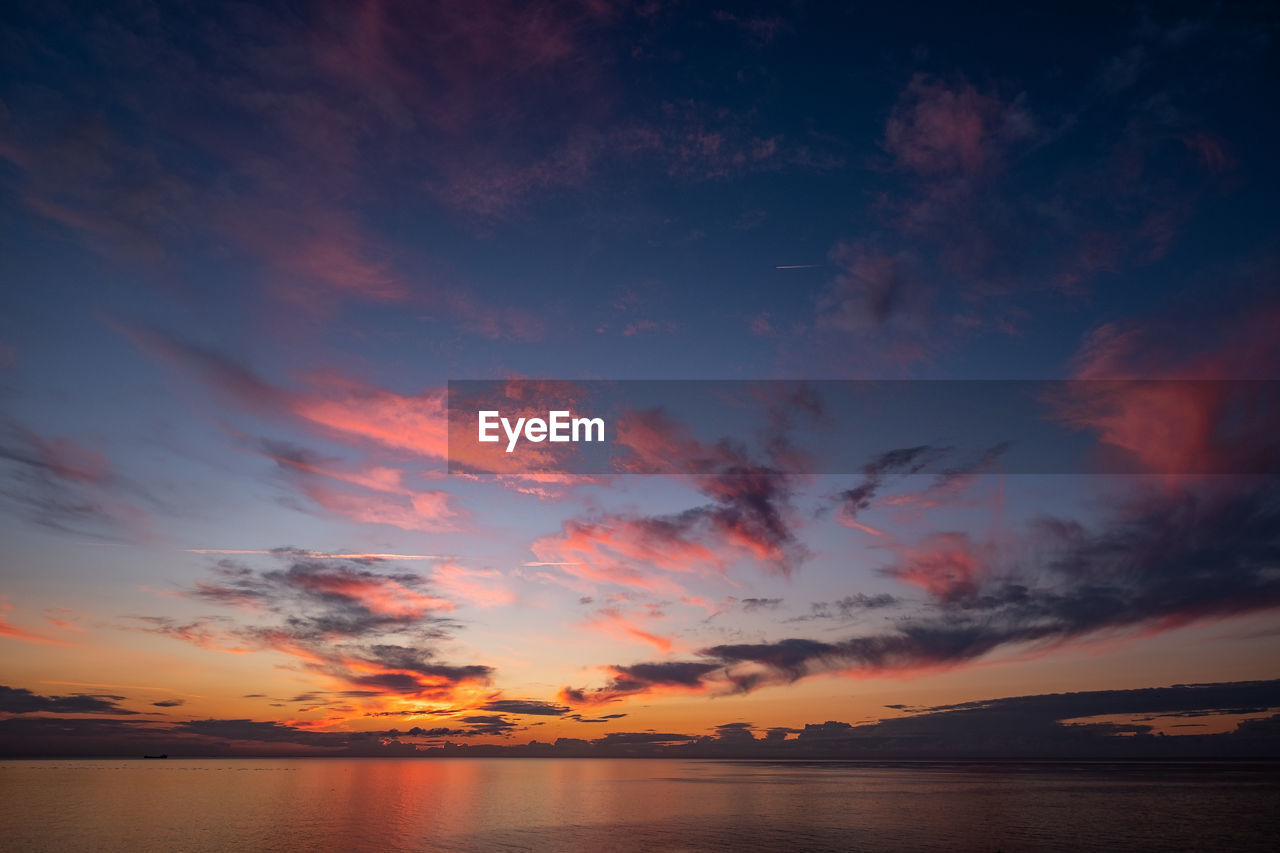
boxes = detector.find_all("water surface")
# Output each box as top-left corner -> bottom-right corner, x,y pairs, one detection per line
2,758 -> 1277,851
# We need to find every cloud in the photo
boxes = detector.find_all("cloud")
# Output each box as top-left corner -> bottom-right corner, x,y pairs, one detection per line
192,559 -> 455,630
430,563 -> 516,609
135,553 -> 495,713
739,597 -> 783,612
0,713 -> 521,756
480,699 -> 570,717
129,617 -> 248,653
131,337 -> 595,507
565,712 -> 627,723
573,320 -> 1272,698
456,714 -> 518,736
116,329 -> 475,531
6,678 -> 1277,758
789,594 -> 899,622
831,443 -> 1008,536
292,480 -> 461,533
0,419 -> 147,540
583,605 -> 675,653
920,680 -> 1280,719
0,106 -> 192,267
125,328 -> 453,460
0,600 -> 74,647
560,661 -> 724,706
174,718 -> 359,747
1055,307 -> 1280,476
0,685 -> 138,715
252,438 -> 462,533
562,465 -> 1280,702
590,731 -> 697,745
186,549 -> 444,560
883,532 -> 989,602
811,57 -> 1237,363
885,75 -> 1035,177
817,244 -> 930,334
710,721 -> 757,742
534,405 -> 813,594
832,445 -> 949,528
2,2 -> 563,335
286,375 -> 450,459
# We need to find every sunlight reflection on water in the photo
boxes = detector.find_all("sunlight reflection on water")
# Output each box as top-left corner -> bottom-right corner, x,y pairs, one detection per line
2,758 -> 1278,852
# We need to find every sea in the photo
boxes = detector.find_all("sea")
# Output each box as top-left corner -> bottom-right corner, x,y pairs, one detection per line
2,758 -> 1277,851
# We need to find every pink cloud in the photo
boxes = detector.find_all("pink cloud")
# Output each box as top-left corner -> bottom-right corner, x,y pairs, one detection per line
1058,302 -> 1280,477
291,374 -> 449,460
284,567 -> 453,620
884,75 -> 1033,176
430,563 -> 516,609
583,605 -> 675,654
0,601 -> 73,647
297,480 -> 460,533
884,532 -> 989,602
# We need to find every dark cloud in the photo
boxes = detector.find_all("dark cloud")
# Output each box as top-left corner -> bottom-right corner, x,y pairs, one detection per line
764,727 -> 802,742
0,713 -> 523,758
739,597 -> 783,612
481,699 -> 570,716
128,616 -> 230,651
5,680 -> 1277,758
151,699 -> 184,708
919,681 -> 1280,720
711,722 -> 757,742
288,693 -> 325,704
592,731 -> 698,745
176,719 -> 355,747
817,245 -> 931,333
190,559 -> 454,641
560,660 -> 723,705
566,713 -> 627,723
0,420 -> 141,540
704,638 -> 848,688
457,715 -> 518,736
615,661 -> 722,688
570,473 -> 1280,699
834,443 -> 1006,525
789,594 -> 899,622
360,645 -> 492,684
0,686 -> 137,716
134,554 -> 492,703
0,716 -> 159,756
559,405 -> 817,579
363,707 -> 456,718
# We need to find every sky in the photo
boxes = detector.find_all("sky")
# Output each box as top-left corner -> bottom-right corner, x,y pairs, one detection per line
1,0 -> 1279,757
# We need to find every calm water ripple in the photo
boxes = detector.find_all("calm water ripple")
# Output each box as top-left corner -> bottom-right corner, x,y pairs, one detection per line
2,758 -> 1277,852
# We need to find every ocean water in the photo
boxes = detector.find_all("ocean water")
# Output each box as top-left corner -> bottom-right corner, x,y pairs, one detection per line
1,758 -> 1277,852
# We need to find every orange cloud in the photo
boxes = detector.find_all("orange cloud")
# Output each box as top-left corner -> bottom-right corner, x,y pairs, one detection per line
0,600 -> 74,646
0,621 -> 71,646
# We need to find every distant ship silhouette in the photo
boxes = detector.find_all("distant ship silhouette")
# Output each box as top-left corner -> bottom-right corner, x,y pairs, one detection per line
142,754 -> 168,759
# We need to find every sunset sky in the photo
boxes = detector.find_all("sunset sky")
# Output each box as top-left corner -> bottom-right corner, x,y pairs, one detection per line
2,1 -> 1279,756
